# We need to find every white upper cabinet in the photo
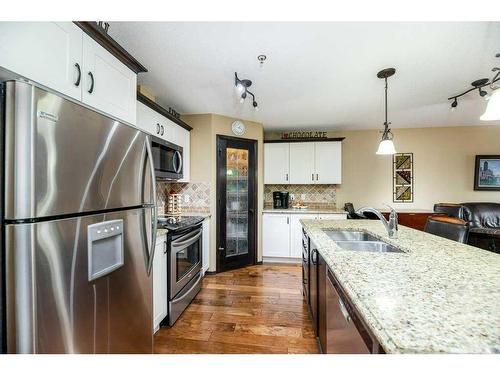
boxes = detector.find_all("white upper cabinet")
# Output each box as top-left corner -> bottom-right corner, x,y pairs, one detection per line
314,141 -> 342,184
136,101 -> 159,135
264,143 -> 290,184
264,141 -> 342,185
178,127 -> 191,183
0,22 -> 138,125
289,142 -> 315,184
0,22 -> 83,101
82,33 -> 137,125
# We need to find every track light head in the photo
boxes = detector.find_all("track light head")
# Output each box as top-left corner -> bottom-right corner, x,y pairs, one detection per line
253,101 -> 258,110
450,98 -> 458,111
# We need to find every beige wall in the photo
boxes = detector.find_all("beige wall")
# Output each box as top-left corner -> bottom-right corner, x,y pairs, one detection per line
183,113 -> 264,272
266,125 -> 500,210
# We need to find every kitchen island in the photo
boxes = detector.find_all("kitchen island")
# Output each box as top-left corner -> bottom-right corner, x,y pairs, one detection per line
300,219 -> 500,353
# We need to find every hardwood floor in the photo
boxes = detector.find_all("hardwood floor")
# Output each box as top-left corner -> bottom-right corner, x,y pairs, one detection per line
154,263 -> 320,354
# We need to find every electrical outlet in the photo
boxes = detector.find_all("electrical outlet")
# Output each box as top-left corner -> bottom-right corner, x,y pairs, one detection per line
290,194 -> 295,201
184,194 -> 190,203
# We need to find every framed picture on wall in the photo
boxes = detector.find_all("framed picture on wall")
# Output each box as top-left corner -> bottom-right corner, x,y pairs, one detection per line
393,153 -> 414,203
474,155 -> 500,191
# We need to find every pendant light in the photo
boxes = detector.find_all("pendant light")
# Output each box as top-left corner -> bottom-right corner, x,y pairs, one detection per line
480,68 -> 500,121
376,68 -> 397,155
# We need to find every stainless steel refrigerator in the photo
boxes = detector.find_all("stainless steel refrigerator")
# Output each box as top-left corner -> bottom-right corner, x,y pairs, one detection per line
1,81 -> 157,353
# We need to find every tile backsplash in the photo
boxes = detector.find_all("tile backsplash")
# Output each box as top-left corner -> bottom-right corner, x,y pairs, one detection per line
264,184 -> 337,208
156,182 -> 211,215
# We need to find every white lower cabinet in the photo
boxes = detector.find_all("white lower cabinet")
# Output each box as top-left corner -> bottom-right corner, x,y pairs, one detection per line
290,214 -> 317,258
153,234 -> 167,332
263,214 -> 291,257
263,212 -> 347,260
202,218 -> 210,274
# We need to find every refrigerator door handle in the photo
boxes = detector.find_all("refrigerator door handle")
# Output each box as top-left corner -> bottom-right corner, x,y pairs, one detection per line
144,137 -> 157,276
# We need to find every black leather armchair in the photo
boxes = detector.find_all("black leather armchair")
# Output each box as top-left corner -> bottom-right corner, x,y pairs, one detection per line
433,202 -> 500,253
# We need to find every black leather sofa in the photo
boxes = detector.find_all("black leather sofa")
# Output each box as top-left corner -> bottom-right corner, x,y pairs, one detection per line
434,202 -> 500,254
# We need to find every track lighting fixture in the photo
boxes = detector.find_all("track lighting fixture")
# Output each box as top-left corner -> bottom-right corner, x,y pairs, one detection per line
448,55 -> 500,113
234,72 -> 259,110
376,68 -> 397,155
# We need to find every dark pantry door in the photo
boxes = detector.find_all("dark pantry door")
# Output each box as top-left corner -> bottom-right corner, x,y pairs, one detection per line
216,135 -> 257,272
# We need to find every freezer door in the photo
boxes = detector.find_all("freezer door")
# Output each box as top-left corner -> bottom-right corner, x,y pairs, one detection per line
4,81 -> 154,220
5,207 -> 154,353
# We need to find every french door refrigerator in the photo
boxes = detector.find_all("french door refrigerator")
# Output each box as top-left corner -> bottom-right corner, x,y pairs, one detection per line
1,81 -> 157,353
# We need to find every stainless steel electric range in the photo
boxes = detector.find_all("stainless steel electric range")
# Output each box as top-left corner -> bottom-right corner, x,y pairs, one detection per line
158,216 -> 205,325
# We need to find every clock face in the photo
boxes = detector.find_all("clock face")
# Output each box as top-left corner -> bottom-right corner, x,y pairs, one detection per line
231,120 -> 246,136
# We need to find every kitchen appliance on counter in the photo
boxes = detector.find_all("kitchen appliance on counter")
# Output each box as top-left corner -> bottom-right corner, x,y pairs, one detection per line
157,215 -> 204,325
273,191 -> 290,209
1,81 -> 157,353
151,135 -> 183,180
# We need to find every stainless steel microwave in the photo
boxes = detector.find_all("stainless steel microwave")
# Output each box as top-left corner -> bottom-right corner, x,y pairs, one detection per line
150,135 -> 183,180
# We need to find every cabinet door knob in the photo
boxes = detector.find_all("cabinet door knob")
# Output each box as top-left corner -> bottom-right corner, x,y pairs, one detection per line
87,72 -> 94,94
74,63 -> 81,86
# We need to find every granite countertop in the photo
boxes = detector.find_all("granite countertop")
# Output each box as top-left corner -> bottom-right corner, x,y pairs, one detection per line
263,207 -> 347,214
157,228 -> 168,237
300,219 -> 500,353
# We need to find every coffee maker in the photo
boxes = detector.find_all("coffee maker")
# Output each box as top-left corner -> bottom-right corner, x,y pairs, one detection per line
273,191 -> 290,209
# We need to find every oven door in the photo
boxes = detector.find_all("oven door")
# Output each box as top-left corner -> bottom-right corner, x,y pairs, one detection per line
169,227 -> 202,297
151,136 -> 183,180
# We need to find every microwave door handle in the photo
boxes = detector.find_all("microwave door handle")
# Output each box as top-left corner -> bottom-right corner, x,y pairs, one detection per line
145,137 -> 157,275
174,150 -> 183,174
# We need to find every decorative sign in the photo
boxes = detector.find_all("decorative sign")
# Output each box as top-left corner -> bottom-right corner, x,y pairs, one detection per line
393,153 -> 414,203
281,131 -> 328,140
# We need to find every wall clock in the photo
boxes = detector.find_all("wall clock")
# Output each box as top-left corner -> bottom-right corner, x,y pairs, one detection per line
231,120 -> 246,136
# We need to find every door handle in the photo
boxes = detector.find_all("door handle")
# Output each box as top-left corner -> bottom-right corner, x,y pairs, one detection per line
285,173 -> 289,181
160,125 -> 164,136
338,298 -> 351,323
316,173 -> 319,181
144,138 -> 157,276
87,72 -> 94,93
156,123 -> 160,134
218,247 -> 225,251
74,63 -> 81,86
312,173 -> 314,181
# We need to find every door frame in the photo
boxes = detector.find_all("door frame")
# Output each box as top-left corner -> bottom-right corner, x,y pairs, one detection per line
216,134 -> 258,273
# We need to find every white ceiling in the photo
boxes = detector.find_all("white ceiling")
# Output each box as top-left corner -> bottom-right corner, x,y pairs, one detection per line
110,22 -> 500,130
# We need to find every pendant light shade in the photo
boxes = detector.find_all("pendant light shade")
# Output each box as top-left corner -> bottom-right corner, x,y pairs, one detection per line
376,68 -> 397,155
376,138 -> 397,155
480,87 -> 500,121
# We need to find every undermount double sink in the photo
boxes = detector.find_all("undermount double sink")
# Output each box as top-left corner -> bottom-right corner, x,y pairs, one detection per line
323,230 -> 405,253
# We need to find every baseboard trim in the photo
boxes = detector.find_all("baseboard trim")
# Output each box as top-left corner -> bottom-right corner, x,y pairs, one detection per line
262,256 -> 301,264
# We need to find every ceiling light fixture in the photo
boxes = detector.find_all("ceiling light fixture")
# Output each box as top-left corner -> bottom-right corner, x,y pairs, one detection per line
376,68 -> 397,155
448,54 -> 500,113
235,72 -> 259,110
481,53 -> 500,121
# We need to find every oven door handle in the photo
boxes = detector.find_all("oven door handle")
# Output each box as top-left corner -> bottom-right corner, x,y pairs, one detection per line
172,228 -> 202,248
170,272 -> 202,304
